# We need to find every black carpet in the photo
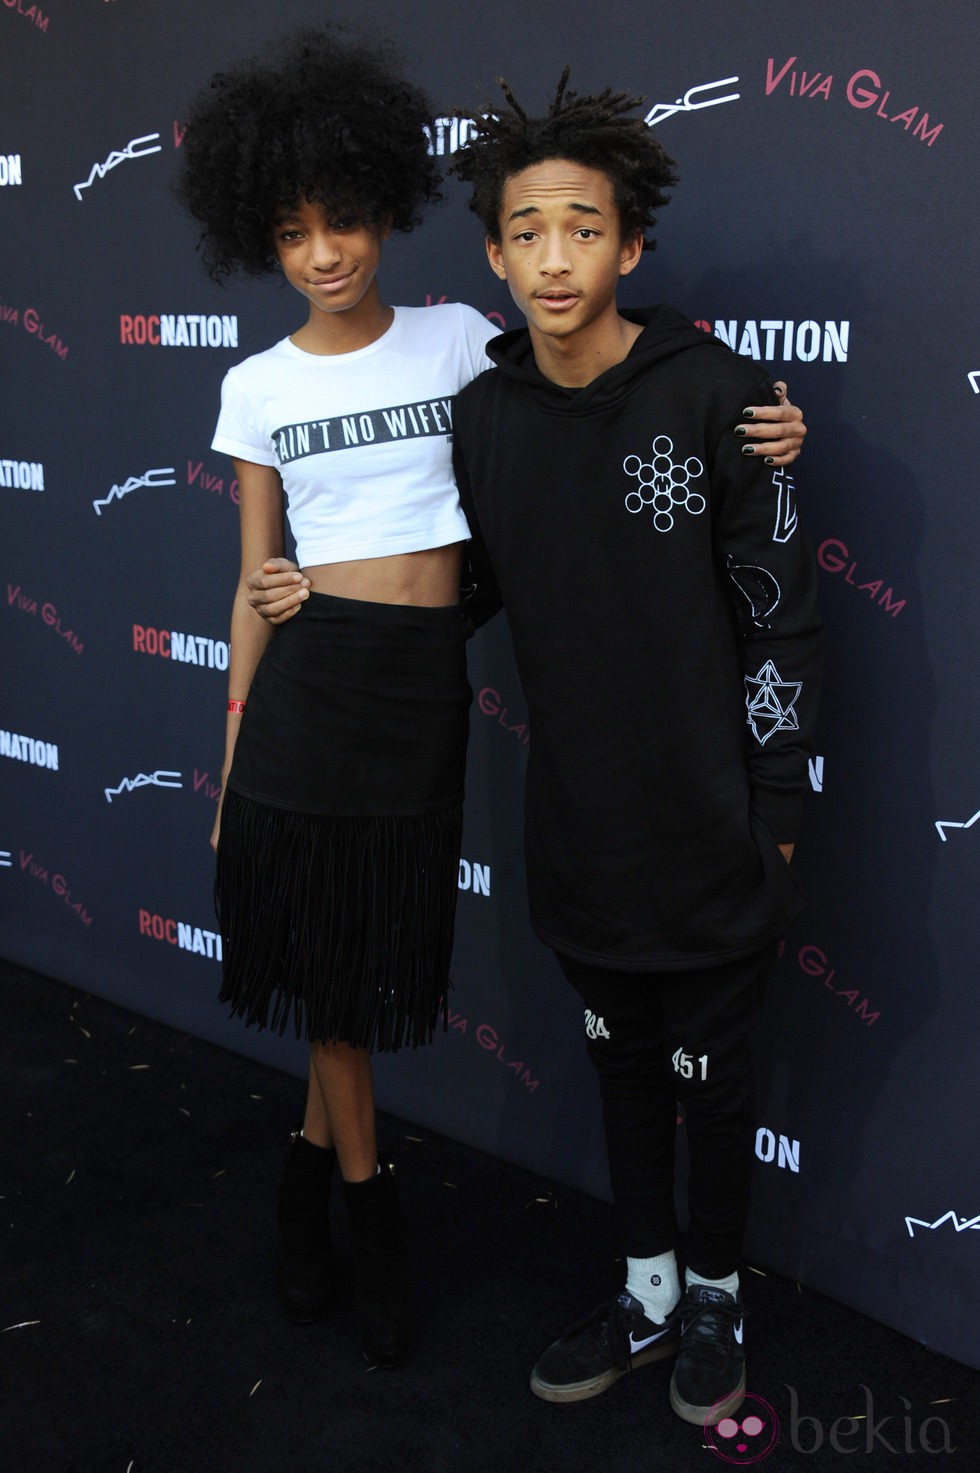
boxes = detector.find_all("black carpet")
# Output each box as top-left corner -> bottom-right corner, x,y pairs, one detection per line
3,959 -> 976,1473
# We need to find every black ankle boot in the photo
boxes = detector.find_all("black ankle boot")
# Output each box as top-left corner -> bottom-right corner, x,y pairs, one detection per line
277,1129 -> 336,1323
343,1163 -> 412,1367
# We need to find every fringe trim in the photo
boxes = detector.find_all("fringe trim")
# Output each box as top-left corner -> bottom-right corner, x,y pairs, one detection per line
215,790 -> 461,1052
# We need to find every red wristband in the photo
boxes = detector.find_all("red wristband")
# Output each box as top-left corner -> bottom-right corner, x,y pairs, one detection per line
227,699 -> 246,715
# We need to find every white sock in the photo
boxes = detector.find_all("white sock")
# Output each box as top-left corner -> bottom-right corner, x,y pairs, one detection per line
625,1250 -> 680,1323
686,1266 -> 740,1298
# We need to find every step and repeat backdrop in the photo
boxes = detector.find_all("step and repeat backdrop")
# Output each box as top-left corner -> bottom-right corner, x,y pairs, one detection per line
2,0 -> 977,1368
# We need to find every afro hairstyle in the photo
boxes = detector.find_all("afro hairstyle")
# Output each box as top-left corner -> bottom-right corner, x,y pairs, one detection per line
178,26 -> 440,279
452,69 -> 678,250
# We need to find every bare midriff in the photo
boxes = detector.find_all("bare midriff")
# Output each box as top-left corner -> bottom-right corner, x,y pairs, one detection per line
302,542 -> 464,608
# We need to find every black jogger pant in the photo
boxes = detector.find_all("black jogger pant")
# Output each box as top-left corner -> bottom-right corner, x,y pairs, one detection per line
558,946 -> 774,1279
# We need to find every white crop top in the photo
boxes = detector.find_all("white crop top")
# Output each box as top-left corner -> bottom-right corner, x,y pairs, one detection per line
212,303 -> 498,566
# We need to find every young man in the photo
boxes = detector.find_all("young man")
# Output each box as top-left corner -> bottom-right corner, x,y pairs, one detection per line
444,74 -> 823,1427
242,76 -> 819,1425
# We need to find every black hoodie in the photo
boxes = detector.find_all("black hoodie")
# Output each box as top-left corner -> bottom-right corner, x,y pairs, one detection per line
453,305 -> 824,971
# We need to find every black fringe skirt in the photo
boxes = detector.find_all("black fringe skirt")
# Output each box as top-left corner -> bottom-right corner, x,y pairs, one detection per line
215,592 -> 472,1052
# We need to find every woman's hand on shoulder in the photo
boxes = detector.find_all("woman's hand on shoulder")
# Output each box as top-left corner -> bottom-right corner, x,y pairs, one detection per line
247,558 -> 310,624
734,381 -> 806,467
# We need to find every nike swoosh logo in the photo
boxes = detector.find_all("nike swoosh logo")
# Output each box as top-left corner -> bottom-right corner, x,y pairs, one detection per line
733,1322 -> 744,1345
630,1325 -> 675,1352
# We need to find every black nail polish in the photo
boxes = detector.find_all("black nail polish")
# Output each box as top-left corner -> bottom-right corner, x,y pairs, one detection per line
764,456 -> 775,465
741,407 -> 756,419
741,445 -> 756,456
734,425 -> 747,437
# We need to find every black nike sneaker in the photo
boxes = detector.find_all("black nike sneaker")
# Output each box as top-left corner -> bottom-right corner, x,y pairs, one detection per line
669,1284 -> 746,1426
530,1290 -> 681,1403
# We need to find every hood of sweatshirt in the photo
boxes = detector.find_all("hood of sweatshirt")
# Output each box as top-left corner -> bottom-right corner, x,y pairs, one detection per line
484,303 -> 726,414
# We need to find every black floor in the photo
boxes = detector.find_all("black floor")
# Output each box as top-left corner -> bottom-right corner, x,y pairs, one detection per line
3,958 -> 977,1473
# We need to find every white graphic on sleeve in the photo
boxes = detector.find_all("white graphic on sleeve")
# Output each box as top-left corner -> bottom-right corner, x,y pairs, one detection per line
744,660 -> 802,745
770,467 -> 798,543
623,436 -> 705,533
728,560 -> 782,629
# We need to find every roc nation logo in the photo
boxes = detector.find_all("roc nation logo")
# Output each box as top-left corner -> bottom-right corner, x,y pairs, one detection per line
424,116 -> 480,155
755,1127 -> 801,1172
1,458 -> 44,490
132,625 -> 229,670
0,153 -> 23,186
119,314 -> 238,348
458,858 -> 491,896
697,319 -> 849,363
1,729 -> 59,770
139,908 -> 222,960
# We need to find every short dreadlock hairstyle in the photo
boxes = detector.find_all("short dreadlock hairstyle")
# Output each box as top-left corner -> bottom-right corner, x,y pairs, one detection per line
452,70 -> 678,250
177,27 -> 441,280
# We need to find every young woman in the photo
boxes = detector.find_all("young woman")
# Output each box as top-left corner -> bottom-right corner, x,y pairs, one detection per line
179,28 -> 806,1370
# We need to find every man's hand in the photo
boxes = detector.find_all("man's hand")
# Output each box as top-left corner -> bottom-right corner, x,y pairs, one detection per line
246,557 -> 309,624
736,382 -> 806,467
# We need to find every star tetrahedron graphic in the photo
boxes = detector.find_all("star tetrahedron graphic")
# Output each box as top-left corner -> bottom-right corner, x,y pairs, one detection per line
744,660 -> 802,746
